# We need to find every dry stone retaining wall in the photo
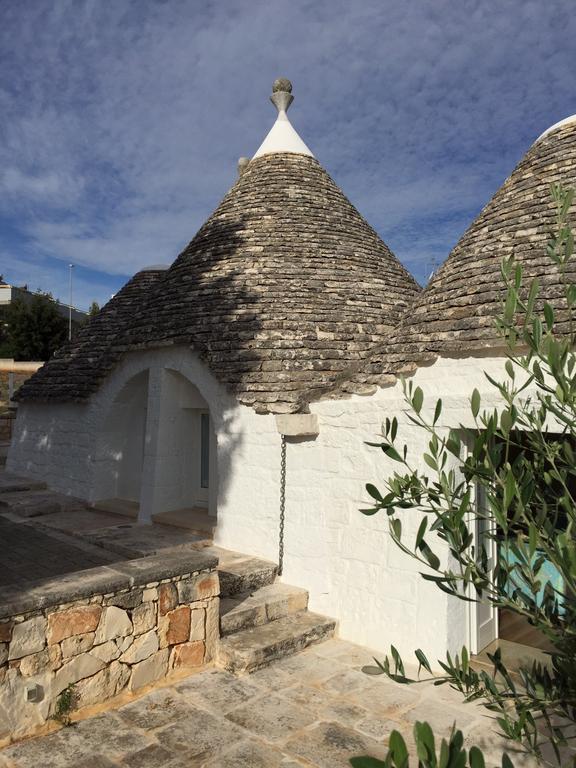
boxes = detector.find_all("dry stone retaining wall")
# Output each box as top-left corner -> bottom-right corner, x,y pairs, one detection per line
0,550 -> 219,743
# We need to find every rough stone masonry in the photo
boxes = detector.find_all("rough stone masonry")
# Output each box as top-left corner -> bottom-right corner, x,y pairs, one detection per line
0,548 -> 219,743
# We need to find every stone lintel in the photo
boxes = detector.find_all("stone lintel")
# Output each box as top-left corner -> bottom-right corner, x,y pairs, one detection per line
275,413 -> 319,437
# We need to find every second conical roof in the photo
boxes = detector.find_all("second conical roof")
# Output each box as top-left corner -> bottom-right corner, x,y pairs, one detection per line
328,117 -> 576,399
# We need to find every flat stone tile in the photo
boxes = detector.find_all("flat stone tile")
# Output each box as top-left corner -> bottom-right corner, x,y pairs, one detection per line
278,683 -> 337,710
40,509 -> 133,533
355,715 -> 407,742
0,638 -> 529,767
349,678 -> 421,717
405,699 -> 480,735
117,688 -> 195,731
320,698 -> 368,726
464,721 -> 540,766
62,713 -> 154,759
312,639 -> 381,669
69,758 -> 119,768
120,743 -> 175,767
244,661 -> 295,690
286,721 -> 388,768
175,669 -> 261,714
1,730 -> 109,768
321,668 -> 376,695
0,517 -> 116,588
204,739 -> 295,767
273,650 -> 345,683
226,692 -> 317,742
155,706 -> 242,756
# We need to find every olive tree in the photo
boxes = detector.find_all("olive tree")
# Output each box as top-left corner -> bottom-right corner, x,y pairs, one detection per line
352,185 -> 576,768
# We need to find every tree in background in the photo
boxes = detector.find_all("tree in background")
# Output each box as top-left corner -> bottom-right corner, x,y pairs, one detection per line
0,306 -> 11,358
352,185 -> 576,768
5,295 -> 68,361
88,301 -> 101,317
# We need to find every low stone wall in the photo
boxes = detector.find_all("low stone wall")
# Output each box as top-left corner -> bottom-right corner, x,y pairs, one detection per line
0,549 -> 219,742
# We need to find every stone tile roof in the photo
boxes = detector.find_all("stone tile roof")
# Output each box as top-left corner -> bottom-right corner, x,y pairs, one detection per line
16,154 -> 419,412
317,119 -> 576,402
14,268 -> 166,403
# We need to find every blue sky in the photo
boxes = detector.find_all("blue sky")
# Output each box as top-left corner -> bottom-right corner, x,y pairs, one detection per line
1,0 -> 575,310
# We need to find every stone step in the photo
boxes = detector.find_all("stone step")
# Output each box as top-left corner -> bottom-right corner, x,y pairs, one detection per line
220,582 -> 309,636
152,507 -> 215,536
92,498 -> 139,519
218,610 -> 337,674
0,472 -> 47,494
0,489 -> 86,518
216,553 -> 278,598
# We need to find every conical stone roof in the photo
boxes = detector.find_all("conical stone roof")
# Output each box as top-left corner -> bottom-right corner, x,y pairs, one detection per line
15,267 -> 168,402
325,116 -> 576,400
127,151 -> 419,412
17,80 -> 419,412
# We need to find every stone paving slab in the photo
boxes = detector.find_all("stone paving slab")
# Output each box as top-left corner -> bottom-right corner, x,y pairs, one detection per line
0,516 -> 120,588
36,508 -> 135,532
79,523 -> 210,559
0,638 -> 541,768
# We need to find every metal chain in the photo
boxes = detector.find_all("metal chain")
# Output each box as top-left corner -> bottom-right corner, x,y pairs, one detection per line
278,434 -> 286,576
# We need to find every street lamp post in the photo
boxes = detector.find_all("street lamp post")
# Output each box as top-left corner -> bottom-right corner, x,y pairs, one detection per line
68,264 -> 74,341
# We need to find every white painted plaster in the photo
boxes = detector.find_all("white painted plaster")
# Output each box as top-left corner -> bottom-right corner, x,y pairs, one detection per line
7,351 -> 542,665
253,110 -> 314,158
536,114 -> 576,143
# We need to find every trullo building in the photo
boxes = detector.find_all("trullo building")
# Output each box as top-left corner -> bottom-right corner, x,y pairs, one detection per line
8,82 -> 575,660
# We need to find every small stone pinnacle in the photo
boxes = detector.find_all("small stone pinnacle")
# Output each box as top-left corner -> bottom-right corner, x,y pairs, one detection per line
272,78 -> 292,94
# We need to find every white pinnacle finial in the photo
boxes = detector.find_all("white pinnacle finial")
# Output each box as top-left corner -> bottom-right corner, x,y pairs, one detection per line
253,78 -> 314,159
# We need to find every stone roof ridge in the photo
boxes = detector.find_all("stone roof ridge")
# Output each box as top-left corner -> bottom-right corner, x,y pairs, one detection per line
535,114 -> 576,144
253,78 -> 314,159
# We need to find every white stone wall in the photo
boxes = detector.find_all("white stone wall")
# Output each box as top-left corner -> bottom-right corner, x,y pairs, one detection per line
8,349 -> 528,664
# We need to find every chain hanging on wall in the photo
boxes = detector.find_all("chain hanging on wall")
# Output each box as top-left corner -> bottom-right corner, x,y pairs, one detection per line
278,434 -> 287,576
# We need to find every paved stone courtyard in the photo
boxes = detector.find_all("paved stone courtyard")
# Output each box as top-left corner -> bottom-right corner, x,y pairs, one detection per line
0,516 -> 120,587
0,639 -> 536,768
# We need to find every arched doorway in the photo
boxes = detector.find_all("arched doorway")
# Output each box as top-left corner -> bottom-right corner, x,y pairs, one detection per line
147,369 -> 216,517
92,369 -> 149,510
133,367 -> 218,525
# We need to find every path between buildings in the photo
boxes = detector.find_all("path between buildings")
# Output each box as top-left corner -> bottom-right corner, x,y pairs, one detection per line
0,638 -> 537,768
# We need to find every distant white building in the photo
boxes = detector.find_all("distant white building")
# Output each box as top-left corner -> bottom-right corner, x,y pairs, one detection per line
0,278 -> 87,325
8,80 -> 576,662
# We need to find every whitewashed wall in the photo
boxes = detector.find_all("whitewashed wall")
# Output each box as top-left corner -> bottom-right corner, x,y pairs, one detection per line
8,349 -> 521,662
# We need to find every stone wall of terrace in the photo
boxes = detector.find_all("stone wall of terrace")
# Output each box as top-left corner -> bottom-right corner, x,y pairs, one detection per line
0,548 -> 219,743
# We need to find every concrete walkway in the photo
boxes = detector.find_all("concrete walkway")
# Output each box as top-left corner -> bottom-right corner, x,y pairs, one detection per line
0,639 -> 537,768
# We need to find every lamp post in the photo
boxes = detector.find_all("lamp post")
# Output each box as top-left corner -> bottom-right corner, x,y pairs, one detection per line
68,264 -> 74,341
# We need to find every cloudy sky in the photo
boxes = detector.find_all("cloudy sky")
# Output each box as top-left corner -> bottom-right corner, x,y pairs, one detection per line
1,0 -> 575,310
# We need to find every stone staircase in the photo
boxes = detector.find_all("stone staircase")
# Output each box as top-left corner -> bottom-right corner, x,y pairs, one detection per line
0,469 -> 337,674
216,551 -> 336,673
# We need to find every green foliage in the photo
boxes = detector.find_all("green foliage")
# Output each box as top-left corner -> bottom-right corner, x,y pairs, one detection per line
356,185 -> 576,766
352,724 -> 513,768
53,683 -> 77,726
88,300 -> 101,317
0,306 -> 12,357
4,295 -> 68,361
